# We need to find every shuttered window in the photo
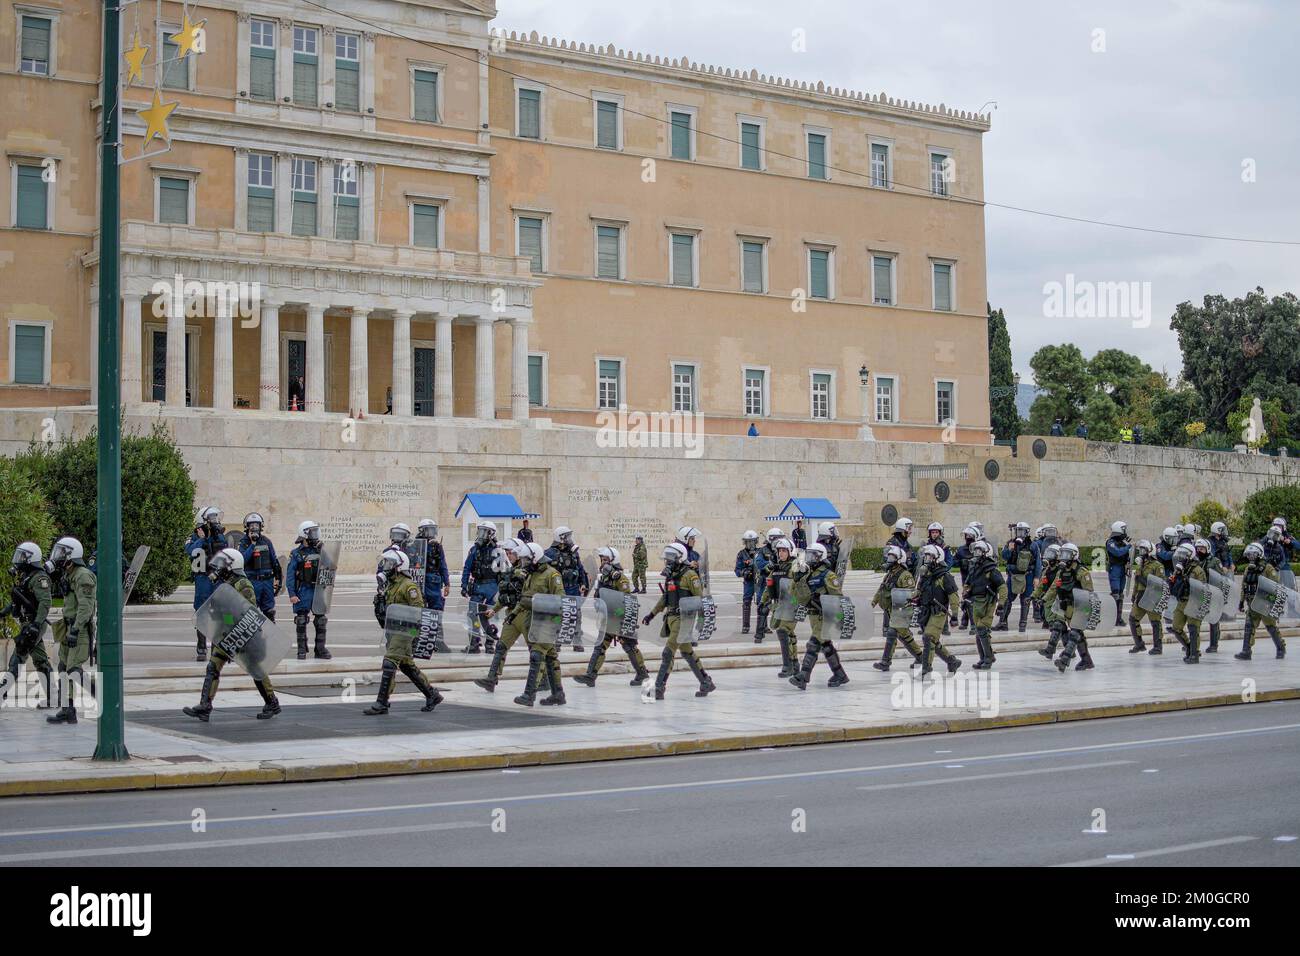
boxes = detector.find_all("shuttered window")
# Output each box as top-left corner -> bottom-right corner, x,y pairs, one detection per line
13,324 -> 47,384
518,217 -> 543,272
527,355 -> 543,405
335,34 -> 359,111
872,255 -> 894,305
20,15 -> 51,75
15,165 -> 49,229
412,203 -> 440,248
741,241 -> 764,293
596,99 -> 619,149
597,225 -> 621,279
247,152 -> 275,232
598,359 -> 620,409
333,163 -> 359,240
807,133 -> 827,179
292,27 -> 318,107
808,249 -> 831,299
740,122 -> 761,170
517,88 -> 540,138
933,262 -> 953,311
161,34 -> 188,89
671,234 -> 695,287
249,19 -> 275,101
413,69 -> 439,122
670,111 -> 692,159
291,158 -> 317,236
158,177 -> 189,224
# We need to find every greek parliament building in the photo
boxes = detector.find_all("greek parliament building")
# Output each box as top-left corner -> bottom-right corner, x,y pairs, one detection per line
0,0 -> 992,441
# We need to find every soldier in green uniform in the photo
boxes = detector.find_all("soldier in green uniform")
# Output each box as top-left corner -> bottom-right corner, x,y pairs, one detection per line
911,543 -> 963,676
573,546 -> 649,687
871,544 -> 923,671
1127,539 -> 1166,654
762,537 -> 800,678
473,539 -> 528,693
45,537 -> 95,725
1043,542 -> 1096,672
511,542 -> 567,707
1194,537 -> 1226,653
964,538 -> 1008,670
1167,542 -> 1208,663
631,536 -> 648,594
0,542 -> 54,707
364,548 -> 443,715
1032,543 -> 1066,659
1235,542 -> 1287,660
788,542 -> 850,689
642,542 -> 715,699
183,548 -> 283,722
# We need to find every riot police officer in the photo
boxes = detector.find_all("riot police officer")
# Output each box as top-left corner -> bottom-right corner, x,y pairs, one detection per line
1209,522 -> 1234,572
461,520 -> 501,654
1262,523 -> 1290,570
546,525 -> 590,654
888,517 -> 915,572
1045,542 -> 1095,673
1236,542 -> 1287,660
763,537 -> 800,678
0,542 -> 54,708
1105,520 -> 1131,628
996,521 -> 1034,632
512,543 -> 568,707
910,544 -> 962,676
1128,539 -> 1166,654
416,519 -> 450,611
953,524 -> 979,632
45,537 -> 95,725
815,522 -> 842,574
752,527 -> 783,643
574,546 -> 648,687
1033,543 -> 1066,656
641,543 -> 715,699
870,544 -> 923,670
734,530 -> 760,635
1168,542 -> 1208,663
286,520 -> 332,660
1195,536 -> 1226,653
238,512 -> 282,622
1156,527 -> 1179,576
364,549 -> 443,716
965,538 -> 1007,670
185,505 -> 228,661
788,542 -> 850,690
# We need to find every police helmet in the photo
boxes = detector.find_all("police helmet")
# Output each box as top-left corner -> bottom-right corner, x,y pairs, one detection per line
1272,516 -> 1288,531
1059,542 -> 1080,563
298,520 -> 321,544
526,542 -> 547,565
1041,524 -> 1058,538
477,521 -> 498,543
209,547 -> 244,576
491,547 -> 513,574
766,527 -> 783,542
11,542 -> 42,571
1173,543 -> 1195,564
1015,521 -> 1031,535
1266,526 -> 1282,543
378,548 -> 409,575
663,542 -> 689,565
1110,521 -> 1127,536
1042,543 -> 1061,563
927,521 -> 944,535
1162,528 -> 1177,545
1210,521 -> 1227,537
417,518 -> 438,539
1244,542 -> 1265,563
973,539 -> 995,559
774,538 -> 794,555
1194,537 -> 1211,557
677,526 -> 700,544
50,537 -> 84,568
1134,539 -> 1153,558
202,506 -> 223,525
894,517 -> 913,535
597,546 -> 619,566
919,543 -> 945,566
243,512 -> 265,533
883,544 -> 906,567
816,522 -> 837,538
742,530 -> 759,548
554,525 -> 574,546
389,522 -> 412,544
805,542 -> 828,565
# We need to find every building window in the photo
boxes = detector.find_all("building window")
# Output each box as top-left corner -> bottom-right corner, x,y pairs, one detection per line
806,131 -> 828,180
19,13 -> 51,75
744,367 -> 766,417
670,233 -> 696,287
807,247 -> 832,300
292,26 -> 319,107
517,215 -> 544,272
335,33 -> 360,112
669,108 -> 694,160
160,28 -> 189,90
871,254 -> 895,305
740,120 -> 763,170
596,224 -> 623,280
411,202 -> 441,248
597,358 -> 622,409
10,321 -> 49,385
333,162 -> 359,240
936,380 -> 955,424
811,372 -> 832,420
930,150 -> 951,196
740,240 -> 766,293
14,162 -> 50,229
870,141 -> 892,188
291,158 -> 317,236
412,67 -> 439,122
672,364 -> 696,413
527,353 -> 545,405
517,86 -> 541,139
875,376 -> 896,422
932,261 -> 954,311
249,19 -> 276,101
246,152 -> 275,232
158,176 -> 190,225
594,96 -> 621,150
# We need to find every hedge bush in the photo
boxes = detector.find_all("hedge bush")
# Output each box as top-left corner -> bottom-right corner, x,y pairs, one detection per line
1239,484 -> 1300,544
15,421 -> 196,602
0,456 -> 58,638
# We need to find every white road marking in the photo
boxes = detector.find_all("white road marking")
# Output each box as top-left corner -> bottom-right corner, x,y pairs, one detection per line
854,761 -> 1131,792
1057,836 -> 1259,867
1275,835 -> 1297,842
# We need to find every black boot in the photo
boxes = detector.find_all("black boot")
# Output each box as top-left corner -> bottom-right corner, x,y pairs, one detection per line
574,643 -> 605,688
483,620 -> 498,655
1039,625 -> 1062,659
1018,601 -> 1030,633
1074,638 -> 1095,671
184,663 -> 220,721
1267,624 -> 1286,658
195,629 -> 208,662
874,633 -> 897,671
992,601 -> 1010,632
1055,632 -> 1079,672
475,641 -> 508,692
1207,622 -> 1219,653
401,661 -> 443,712
540,657 -> 566,706
825,645 -> 849,687
313,618 -> 332,660
684,652 -> 714,697
972,628 -> 994,670
920,635 -> 934,676
295,616 -> 309,660
626,642 -> 650,685
775,628 -> 795,678
1184,623 -> 1200,663
1235,621 -> 1253,661
1127,617 -> 1146,652
254,679 -> 281,719
514,650 -> 544,706
741,600 -> 751,634
1112,592 -> 1125,628
364,659 -> 398,714
1149,619 -> 1164,654
654,647 -> 673,698
789,640 -> 817,690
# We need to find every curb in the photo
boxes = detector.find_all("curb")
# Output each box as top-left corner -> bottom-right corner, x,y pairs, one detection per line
3,687 -> 1296,798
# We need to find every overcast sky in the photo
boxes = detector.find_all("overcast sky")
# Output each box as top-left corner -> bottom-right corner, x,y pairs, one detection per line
496,0 -> 1300,382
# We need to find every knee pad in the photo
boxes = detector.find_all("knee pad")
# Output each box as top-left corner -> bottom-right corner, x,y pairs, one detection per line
294,612 -> 309,627
314,614 -> 328,628
204,661 -> 221,680
529,647 -> 545,665
804,638 -> 819,655
660,647 -> 674,664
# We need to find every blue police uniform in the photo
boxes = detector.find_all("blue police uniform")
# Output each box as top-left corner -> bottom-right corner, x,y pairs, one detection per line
420,538 -> 450,610
461,540 -> 501,651
734,545 -> 759,631
239,534 -> 281,619
185,528 -> 228,610
1210,535 -> 1234,571
1105,535 -> 1131,595
1155,539 -> 1178,576
286,542 -> 332,658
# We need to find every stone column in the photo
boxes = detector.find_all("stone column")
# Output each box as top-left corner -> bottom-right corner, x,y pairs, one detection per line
473,313 -> 495,420
306,304 -> 326,413
259,301 -> 281,410
120,293 -> 143,404
391,309 -> 413,417
858,375 -> 876,441
213,295 -> 234,410
509,316 -> 530,421
166,295 -> 186,406
347,307 -> 369,416
434,313 -> 453,417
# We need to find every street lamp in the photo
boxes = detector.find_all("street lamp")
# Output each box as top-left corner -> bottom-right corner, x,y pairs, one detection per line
858,364 -> 875,441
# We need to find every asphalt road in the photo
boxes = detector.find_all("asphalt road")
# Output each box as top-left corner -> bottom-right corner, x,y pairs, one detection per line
1,701 -> 1297,867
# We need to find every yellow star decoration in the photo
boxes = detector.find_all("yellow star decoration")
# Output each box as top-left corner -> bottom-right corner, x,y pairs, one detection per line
169,14 -> 207,59
137,88 -> 179,148
123,32 -> 149,85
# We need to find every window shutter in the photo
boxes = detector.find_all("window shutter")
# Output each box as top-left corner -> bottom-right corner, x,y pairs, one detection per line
809,250 -> 829,298
159,177 -> 189,224
873,257 -> 892,302
293,58 -> 318,106
527,355 -> 543,405
336,60 -> 359,111
670,112 -> 691,159
518,217 -> 543,271
162,38 -> 189,89
21,17 -> 50,66
741,124 -> 761,169
250,49 -> 275,100
596,101 -> 618,148
808,134 -> 826,179
934,264 -> 952,311
413,70 -> 438,121
742,242 -> 763,292
672,234 -> 694,286
247,192 -> 274,232
292,196 -> 317,236
518,89 -> 540,138
334,199 -> 359,240
413,204 -> 440,247
14,325 -> 46,384
597,226 -> 620,278
16,166 -> 49,229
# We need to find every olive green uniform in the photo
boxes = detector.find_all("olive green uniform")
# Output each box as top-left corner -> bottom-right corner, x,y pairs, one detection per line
511,563 -> 566,706
870,564 -> 922,670
365,571 -> 441,714
1128,555 -> 1166,653
965,556 -> 1008,669
1,565 -> 54,707
474,564 -> 529,691
1169,560 -> 1208,662
1043,564 -> 1095,671
789,563 -> 849,689
1032,560 -> 1066,657
184,574 -> 282,721
1237,561 -> 1287,660
575,566 -> 649,686
631,542 -> 648,593
46,563 -> 95,722
912,564 -> 962,674
647,564 -> 714,698
764,556 -> 800,677
1200,554 -> 1226,653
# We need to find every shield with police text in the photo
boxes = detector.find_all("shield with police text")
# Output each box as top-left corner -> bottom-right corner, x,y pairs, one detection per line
383,604 -> 447,659
697,534 -> 712,597
597,587 -> 640,640
400,538 -> 428,585
1068,588 -> 1115,632
675,596 -> 711,644
819,594 -> 857,642
194,583 -> 292,680
1137,574 -> 1170,615
1250,575 -> 1293,621
122,545 -> 151,606
1283,569 -> 1300,619
311,540 -> 341,616
528,594 -> 598,646
889,587 -> 916,630
1186,576 -> 1216,623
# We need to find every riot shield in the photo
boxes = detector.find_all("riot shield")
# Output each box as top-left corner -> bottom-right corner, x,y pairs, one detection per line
1207,568 -> 1234,624
122,545 -> 150,605
311,540 -> 341,615
1137,574 -> 1170,615
466,596 -> 487,641
675,596 -> 708,644
596,587 -> 640,640
400,539 -> 428,585
1068,588 -> 1115,632
194,582 -> 292,680
889,587 -> 916,630
834,544 -> 849,581
770,577 -> 797,624
1187,576 -> 1217,623
383,604 -> 448,660
697,535 -> 712,596
1250,575 -> 1296,621
1219,577 -> 1242,624
528,593 -> 598,646
818,594 -> 857,642
1283,569 -> 1300,619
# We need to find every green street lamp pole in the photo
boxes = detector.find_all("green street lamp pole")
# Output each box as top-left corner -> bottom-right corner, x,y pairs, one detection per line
94,0 -> 128,761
